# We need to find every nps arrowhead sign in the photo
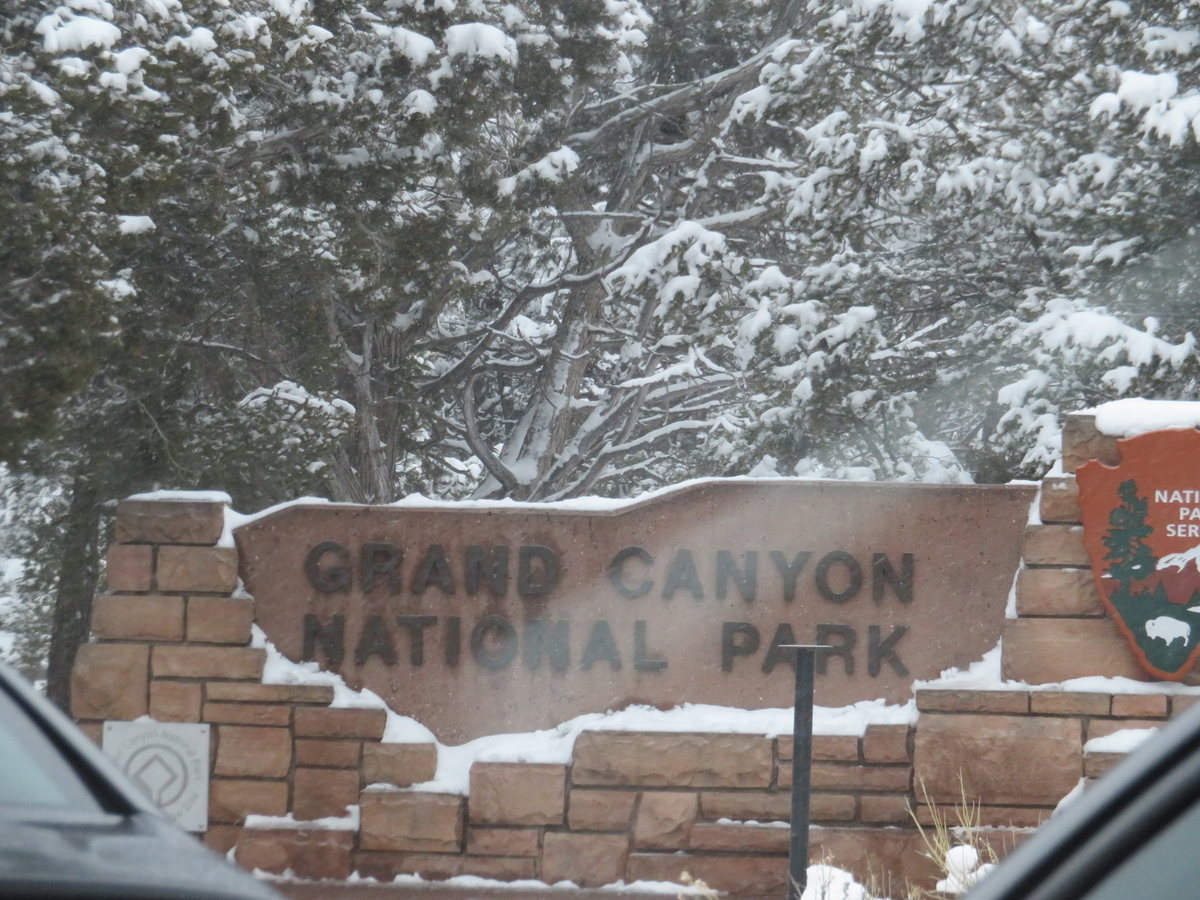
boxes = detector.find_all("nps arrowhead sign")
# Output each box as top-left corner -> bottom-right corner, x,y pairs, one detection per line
1078,428 -> 1200,680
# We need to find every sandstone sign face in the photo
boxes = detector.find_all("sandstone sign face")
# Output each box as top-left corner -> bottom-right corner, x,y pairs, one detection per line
235,480 -> 1034,741
1078,429 -> 1200,679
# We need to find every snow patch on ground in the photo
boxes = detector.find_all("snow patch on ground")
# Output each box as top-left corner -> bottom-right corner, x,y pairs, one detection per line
1091,398 -> 1200,437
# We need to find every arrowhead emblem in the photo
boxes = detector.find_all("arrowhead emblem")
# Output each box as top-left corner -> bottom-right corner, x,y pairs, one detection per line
1078,428 -> 1200,680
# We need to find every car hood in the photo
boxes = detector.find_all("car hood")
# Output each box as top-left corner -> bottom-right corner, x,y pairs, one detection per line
0,810 -> 280,900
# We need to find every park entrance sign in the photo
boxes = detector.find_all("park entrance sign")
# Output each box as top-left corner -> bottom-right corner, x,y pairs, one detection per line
1078,429 -> 1200,680
236,479 -> 1034,741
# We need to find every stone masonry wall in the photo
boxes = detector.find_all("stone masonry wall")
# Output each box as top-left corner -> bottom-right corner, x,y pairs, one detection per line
71,438 -> 1195,895
907,411 -> 1196,832
72,496 -> 935,894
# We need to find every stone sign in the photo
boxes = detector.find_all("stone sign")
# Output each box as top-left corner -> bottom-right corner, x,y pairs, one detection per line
235,479 -> 1034,741
103,721 -> 210,831
1079,428 -> 1200,679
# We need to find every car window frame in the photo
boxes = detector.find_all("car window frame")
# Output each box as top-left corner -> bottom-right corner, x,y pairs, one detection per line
1020,740 -> 1200,900
0,669 -> 143,823
967,699 -> 1200,900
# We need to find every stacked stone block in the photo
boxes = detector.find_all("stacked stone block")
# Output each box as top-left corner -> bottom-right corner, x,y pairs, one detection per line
906,412 -> 1186,829
74,497 -> 931,889
343,728 -> 925,891
910,687 -> 1185,828
72,464 -> 1194,894
1003,413 -> 1156,684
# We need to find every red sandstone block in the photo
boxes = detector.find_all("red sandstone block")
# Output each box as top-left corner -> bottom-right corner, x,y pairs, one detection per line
1024,525 -> 1089,567
633,792 -> 697,850
812,794 -> 857,822
360,790 -> 463,853
202,824 -> 241,855
156,545 -> 238,594
699,791 -> 791,822
1016,567 -> 1104,617
568,790 -> 637,831
863,724 -> 910,763
1040,477 -> 1081,524
293,767 -> 360,820
859,795 -> 912,824
294,707 -> 386,740
468,828 -> 540,857
296,740 -> 362,768
187,597 -> 253,644
92,595 -> 183,641
106,544 -> 153,593
1030,691 -> 1110,716
362,743 -> 438,786
627,853 -> 786,895
813,734 -> 859,762
470,762 -> 565,826
1111,694 -> 1169,718
150,681 -> 201,722
915,689 -> 1029,714
778,763 -> 794,790
214,726 -> 291,778
152,646 -> 265,680
810,827 -> 940,887
914,713 -> 1080,806
572,732 -> 772,789
1084,751 -> 1127,778
202,702 -> 290,727
209,779 -> 288,823
541,832 -> 629,887
236,828 -> 353,880
115,499 -> 226,545
204,682 -> 334,704
353,852 -> 536,883
810,764 -> 911,793
689,822 -> 790,853
1061,414 -> 1120,474
70,643 -> 149,721
1003,618 -> 1150,684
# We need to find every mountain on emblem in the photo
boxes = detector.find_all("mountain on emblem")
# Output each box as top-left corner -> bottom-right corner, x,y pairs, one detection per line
1078,428 -> 1200,680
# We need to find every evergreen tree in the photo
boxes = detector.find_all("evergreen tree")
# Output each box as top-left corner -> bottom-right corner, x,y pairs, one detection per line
10,0 -> 1200,693
1104,479 -> 1157,584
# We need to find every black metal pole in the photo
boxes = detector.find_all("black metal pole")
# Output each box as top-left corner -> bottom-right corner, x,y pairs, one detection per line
781,645 -> 821,900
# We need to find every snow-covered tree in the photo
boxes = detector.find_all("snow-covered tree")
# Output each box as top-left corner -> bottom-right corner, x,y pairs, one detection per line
9,0 -> 1200,691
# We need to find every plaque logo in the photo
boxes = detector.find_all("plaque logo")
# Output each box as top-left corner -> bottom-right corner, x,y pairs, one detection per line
1078,429 -> 1200,679
103,722 -> 210,831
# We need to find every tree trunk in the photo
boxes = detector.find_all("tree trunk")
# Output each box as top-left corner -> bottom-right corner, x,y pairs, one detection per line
44,476 -> 102,711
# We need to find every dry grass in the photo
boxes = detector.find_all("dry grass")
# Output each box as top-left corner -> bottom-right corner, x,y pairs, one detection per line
907,774 -> 1001,897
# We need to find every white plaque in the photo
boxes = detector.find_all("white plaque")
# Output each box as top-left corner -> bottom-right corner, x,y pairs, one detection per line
103,721 -> 210,832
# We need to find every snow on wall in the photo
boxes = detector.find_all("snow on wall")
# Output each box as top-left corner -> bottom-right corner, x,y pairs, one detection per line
251,624 -> 914,796
1091,398 -> 1200,438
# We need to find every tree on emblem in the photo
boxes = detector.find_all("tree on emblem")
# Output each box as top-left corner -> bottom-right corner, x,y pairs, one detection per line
1104,480 -> 1157,585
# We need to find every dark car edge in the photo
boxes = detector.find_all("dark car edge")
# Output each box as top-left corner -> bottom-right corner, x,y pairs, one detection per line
967,694 -> 1200,900
0,660 -> 280,900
